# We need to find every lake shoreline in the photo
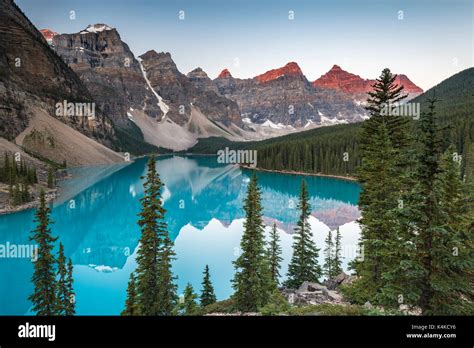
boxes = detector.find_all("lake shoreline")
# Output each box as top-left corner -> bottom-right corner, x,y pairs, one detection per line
239,165 -> 358,182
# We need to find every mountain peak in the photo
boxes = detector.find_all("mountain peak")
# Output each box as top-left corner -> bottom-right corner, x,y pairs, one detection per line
187,67 -> 209,79
313,65 -> 423,96
313,65 -> 364,92
80,23 -> 114,34
393,74 -> 423,93
39,29 -> 58,43
139,50 -> 172,61
255,62 -> 303,83
218,69 -> 232,78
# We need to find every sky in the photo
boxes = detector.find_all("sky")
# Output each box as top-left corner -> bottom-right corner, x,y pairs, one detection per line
16,0 -> 473,91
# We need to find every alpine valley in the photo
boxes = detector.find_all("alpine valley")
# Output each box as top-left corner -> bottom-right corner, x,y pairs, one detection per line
2,0 -> 473,214
2,0 -> 425,161
1,0 -> 473,325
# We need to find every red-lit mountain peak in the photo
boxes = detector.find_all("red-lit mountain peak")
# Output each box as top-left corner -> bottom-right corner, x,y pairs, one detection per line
255,62 -> 303,83
40,29 -> 58,43
313,65 -> 423,95
218,69 -> 232,78
393,74 -> 423,94
313,64 -> 368,93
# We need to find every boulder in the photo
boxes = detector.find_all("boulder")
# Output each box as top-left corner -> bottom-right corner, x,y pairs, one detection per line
297,281 -> 327,293
324,272 -> 358,290
282,281 -> 346,306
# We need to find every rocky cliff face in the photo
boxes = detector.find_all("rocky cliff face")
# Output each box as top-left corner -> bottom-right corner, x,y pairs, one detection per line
139,50 -> 242,127
51,24 -> 162,131
187,67 -> 219,93
313,64 -> 423,100
0,0 -> 115,149
214,63 -> 367,127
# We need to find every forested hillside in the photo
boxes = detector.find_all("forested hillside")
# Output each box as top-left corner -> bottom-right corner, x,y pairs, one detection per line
190,68 -> 474,180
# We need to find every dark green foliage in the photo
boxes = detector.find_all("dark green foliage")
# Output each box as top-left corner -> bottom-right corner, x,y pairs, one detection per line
114,124 -> 164,156
201,298 -> 236,314
349,69 -> 412,307
126,156 -> 177,316
54,244 -> 75,315
65,259 -> 75,315
200,265 -> 217,307
426,146 -> 474,314
55,243 -> 68,315
155,223 -> 178,315
255,124 -> 361,176
323,230 -> 334,279
403,100 -> 473,314
28,190 -> 58,315
286,303 -> 404,316
285,180 -> 322,288
186,136 -> 240,154
176,283 -> 200,315
192,69 -> 473,182
122,273 -> 139,316
346,96 -> 474,315
410,67 -> 474,179
332,228 -> 343,277
323,229 -> 342,279
267,223 -> 283,285
259,289 -> 291,315
1,152 -> 38,206
232,172 -> 275,312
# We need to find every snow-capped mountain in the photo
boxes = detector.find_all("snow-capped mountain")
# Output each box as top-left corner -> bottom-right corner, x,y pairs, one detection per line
39,24 -> 423,151
213,63 -> 368,127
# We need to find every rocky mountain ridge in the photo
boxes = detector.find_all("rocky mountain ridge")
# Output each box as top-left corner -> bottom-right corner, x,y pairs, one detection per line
0,0 -> 117,160
313,64 -> 423,100
38,22 -> 424,151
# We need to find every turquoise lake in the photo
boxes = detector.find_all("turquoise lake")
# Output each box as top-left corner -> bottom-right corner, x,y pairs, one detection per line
0,155 -> 361,315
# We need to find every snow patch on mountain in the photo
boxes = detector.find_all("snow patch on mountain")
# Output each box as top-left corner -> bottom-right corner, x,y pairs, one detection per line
80,24 -> 114,34
137,59 -> 169,118
320,114 -> 349,126
260,119 -> 295,130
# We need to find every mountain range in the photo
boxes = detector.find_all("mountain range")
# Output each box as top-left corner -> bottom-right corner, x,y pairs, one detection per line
1,0 -> 427,167
0,0 -> 120,169
40,23 -> 422,151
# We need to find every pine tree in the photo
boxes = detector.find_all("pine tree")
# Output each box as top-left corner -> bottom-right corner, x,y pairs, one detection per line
285,180 -> 322,288
122,273 -> 139,316
156,230 -> 178,315
29,190 -> 58,315
65,258 -> 75,315
404,116 -> 474,315
331,227 -> 343,277
176,283 -> 200,316
200,265 -> 217,307
55,243 -> 68,315
323,230 -> 334,279
348,69 -> 411,305
267,223 -> 283,285
134,155 -> 176,315
47,167 -> 54,189
232,172 -> 274,312
427,146 -> 474,314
